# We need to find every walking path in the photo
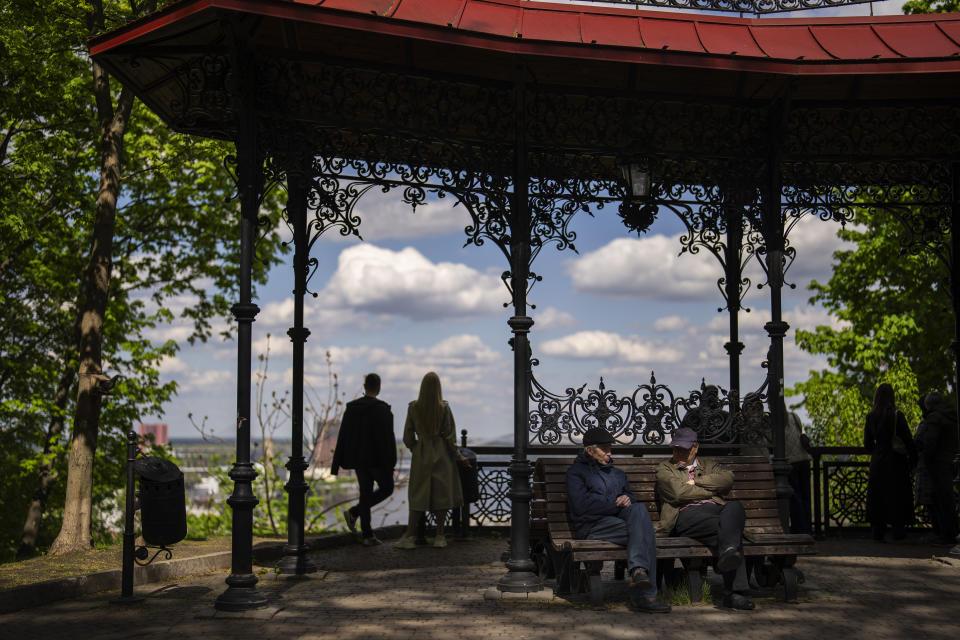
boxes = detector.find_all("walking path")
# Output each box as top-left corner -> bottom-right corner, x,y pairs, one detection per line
2,534 -> 958,640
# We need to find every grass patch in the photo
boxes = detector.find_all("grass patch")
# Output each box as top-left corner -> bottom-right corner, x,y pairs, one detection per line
0,537 -> 284,590
658,576 -> 712,606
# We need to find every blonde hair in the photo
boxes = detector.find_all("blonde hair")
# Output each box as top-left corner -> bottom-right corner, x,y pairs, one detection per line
410,371 -> 445,436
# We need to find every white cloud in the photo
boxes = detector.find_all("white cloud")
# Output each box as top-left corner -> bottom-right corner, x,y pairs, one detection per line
403,334 -> 501,365
321,244 -> 505,319
318,192 -> 470,242
782,217 -> 854,287
653,315 -> 691,332
533,306 -> 579,331
145,325 -> 197,343
566,234 -> 719,300
158,356 -> 190,375
159,356 -> 233,392
539,330 -> 683,364
565,219 -> 853,305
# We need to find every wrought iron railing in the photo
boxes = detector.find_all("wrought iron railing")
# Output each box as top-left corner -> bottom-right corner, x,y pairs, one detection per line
458,375 -> 949,532
811,448 -> 934,537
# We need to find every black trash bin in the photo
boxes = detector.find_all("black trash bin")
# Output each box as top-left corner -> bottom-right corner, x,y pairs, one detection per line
458,447 -> 480,504
133,456 -> 187,546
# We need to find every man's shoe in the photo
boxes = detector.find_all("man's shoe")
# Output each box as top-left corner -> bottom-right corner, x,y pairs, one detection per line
361,535 -> 382,547
394,535 -> 417,550
432,535 -> 448,548
631,597 -> 671,614
344,509 -> 358,535
630,567 -> 652,590
722,593 -> 756,611
716,546 -> 743,573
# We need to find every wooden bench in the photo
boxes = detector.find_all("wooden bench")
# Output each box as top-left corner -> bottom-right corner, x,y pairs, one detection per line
531,455 -> 815,606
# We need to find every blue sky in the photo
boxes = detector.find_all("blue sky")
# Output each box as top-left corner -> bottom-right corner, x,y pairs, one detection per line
141,0 -> 908,443
144,188 -> 850,443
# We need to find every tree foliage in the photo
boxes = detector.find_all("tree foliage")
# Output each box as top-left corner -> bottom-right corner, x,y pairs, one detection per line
789,204 -> 952,444
902,0 -> 960,13
0,0 -> 286,559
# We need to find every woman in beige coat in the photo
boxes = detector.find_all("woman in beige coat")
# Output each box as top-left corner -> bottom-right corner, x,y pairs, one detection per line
395,372 -> 464,549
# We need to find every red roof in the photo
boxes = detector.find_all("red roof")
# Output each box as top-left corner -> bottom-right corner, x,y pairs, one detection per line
90,0 -> 960,75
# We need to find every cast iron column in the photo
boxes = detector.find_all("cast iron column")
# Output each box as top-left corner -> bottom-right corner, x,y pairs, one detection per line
215,30 -> 267,611
277,150 -> 318,575
498,58 -> 541,593
950,161 -> 960,553
723,189 -> 745,412
762,120 -> 792,530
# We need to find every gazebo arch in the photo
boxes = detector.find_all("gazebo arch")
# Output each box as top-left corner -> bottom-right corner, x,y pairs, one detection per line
91,0 -> 960,610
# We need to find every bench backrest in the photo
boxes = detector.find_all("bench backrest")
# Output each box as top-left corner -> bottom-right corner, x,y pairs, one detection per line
532,455 -> 783,546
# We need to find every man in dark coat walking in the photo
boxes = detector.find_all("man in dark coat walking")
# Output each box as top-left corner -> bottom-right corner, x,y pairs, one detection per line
331,373 -> 396,545
566,427 -> 669,613
920,392 -> 959,544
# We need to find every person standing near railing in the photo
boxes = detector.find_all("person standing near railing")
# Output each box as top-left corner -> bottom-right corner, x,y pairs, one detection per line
864,383 -> 917,542
395,372 -> 467,550
785,411 -> 813,535
915,392 -> 958,545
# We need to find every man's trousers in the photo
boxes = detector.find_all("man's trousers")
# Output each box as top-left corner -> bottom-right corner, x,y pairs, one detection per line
674,500 -> 748,593
584,502 -> 658,599
350,466 -> 394,537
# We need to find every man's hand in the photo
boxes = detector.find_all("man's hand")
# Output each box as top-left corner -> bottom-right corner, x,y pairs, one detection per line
615,494 -> 632,508
685,444 -> 699,467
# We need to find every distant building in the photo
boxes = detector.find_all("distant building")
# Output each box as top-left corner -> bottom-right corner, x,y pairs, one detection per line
313,418 -> 340,470
138,423 -> 169,446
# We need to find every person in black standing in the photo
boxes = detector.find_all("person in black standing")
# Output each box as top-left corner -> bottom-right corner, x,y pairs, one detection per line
917,392 -> 959,544
864,383 -> 917,542
331,373 -> 397,546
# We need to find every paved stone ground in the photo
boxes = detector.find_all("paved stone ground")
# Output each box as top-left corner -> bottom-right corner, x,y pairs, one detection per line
2,535 -> 958,640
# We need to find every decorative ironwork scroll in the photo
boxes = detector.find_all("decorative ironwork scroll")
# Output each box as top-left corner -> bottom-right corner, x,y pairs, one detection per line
528,364 -> 772,447
134,544 -> 174,566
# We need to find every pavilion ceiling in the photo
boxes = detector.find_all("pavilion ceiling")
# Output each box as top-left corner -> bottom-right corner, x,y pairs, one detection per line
89,0 -> 960,192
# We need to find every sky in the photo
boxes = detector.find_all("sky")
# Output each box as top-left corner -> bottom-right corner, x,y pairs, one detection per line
140,0 -> 908,444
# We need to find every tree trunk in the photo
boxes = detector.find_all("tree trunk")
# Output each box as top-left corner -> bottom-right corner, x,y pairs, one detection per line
48,55 -> 134,555
17,361 -> 76,557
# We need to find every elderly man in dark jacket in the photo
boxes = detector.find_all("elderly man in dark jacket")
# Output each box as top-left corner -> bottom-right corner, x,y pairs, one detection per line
920,392 -> 959,544
566,427 -> 668,613
331,373 -> 396,545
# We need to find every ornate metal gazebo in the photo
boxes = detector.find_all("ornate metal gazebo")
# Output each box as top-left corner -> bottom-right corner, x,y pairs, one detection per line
90,0 -> 960,610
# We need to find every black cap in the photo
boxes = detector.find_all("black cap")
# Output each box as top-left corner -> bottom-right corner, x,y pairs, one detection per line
583,428 -> 616,446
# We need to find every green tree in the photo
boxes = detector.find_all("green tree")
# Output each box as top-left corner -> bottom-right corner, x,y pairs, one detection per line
902,0 -> 959,13
1,0 -> 286,558
789,205 -> 951,442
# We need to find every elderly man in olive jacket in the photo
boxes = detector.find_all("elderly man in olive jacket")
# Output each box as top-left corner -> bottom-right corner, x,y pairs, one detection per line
656,427 -> 754,610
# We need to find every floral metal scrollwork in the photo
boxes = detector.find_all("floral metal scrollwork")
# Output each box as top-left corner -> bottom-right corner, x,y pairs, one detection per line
528,363 -> 771,447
